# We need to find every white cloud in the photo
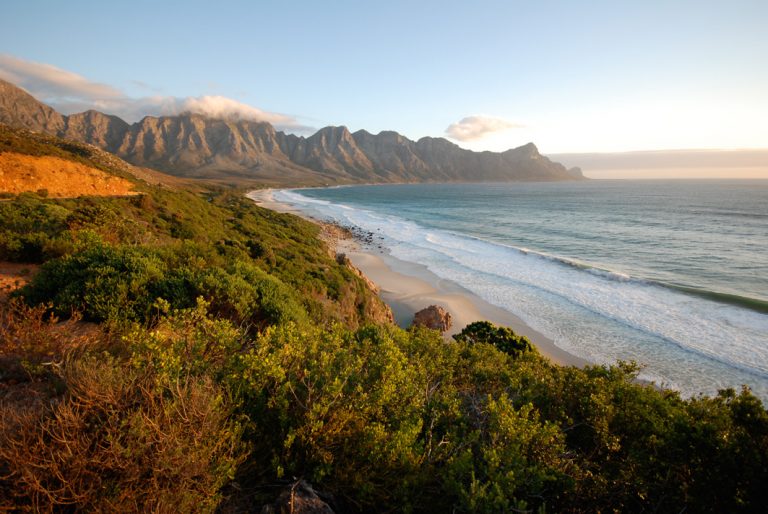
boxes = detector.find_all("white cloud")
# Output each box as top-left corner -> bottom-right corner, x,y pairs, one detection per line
445,115 -> 524,141
0,54 -> 122,101
175,96 -> 296,126
0,53 -> 308,131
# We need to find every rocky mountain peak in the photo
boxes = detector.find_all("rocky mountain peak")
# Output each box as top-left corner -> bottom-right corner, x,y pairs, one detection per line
309,125 -> 354,145
0,78 -> 584,184
0,78 -> 65,134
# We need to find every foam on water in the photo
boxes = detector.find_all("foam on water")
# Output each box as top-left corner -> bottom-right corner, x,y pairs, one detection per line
273,188 -> 768,400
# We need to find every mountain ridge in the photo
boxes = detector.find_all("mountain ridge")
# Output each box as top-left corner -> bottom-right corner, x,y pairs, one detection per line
0,79 -> 583,184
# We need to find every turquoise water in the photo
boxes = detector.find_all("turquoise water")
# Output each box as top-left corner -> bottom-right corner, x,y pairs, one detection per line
274,181 -> 768,400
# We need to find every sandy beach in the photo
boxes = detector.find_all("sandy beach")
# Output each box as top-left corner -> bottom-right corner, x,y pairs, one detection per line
248,189 -> 587,367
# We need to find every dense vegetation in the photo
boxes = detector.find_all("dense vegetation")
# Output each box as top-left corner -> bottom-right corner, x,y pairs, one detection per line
1,133 -> 767,512
0,188 -> 388,328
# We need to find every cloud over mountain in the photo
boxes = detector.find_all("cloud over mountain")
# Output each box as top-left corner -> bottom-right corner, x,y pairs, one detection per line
0,54 -> 307,131
173,96 -> 296,125
445,115 -> 523,141
0,54 -> 122,102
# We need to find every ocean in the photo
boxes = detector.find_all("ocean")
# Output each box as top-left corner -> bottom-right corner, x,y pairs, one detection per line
273,181 -> 768,401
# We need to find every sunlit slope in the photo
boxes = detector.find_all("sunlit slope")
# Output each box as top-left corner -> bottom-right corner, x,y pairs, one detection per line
0,152 -> 136,197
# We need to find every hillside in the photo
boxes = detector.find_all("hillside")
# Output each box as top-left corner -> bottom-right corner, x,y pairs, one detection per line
0,153 -> 137,197
0,123 -> 203,192
0,79 -> 583,184
0,127 -> 766,513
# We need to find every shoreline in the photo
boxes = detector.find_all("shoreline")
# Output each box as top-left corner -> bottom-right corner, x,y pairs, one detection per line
247,189 -> 587,367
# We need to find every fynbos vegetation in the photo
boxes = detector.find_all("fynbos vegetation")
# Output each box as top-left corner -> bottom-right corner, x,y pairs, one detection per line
1,130 -> 766,512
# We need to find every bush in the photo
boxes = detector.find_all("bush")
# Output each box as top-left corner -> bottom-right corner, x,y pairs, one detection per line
236,323 -> 433,508
0,298 -> 100,386
128,298 -> 245,381
0,354 -> 247,513
453,320 -> 535,358
444,395 -> 571,513
19,242 -> 309,328
20,242 -> 165,321
0,197 -> 71,262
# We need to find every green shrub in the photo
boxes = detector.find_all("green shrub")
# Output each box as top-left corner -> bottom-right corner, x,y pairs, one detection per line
235,323 -> 433,508
453,320 -> 535,358
20,242 -> 164,321
445,395 -> 571,513
19,240 -> 309,328
128,298 -> 245,381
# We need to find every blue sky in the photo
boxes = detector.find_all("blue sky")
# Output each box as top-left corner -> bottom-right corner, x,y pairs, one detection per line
1,0 -> 767,154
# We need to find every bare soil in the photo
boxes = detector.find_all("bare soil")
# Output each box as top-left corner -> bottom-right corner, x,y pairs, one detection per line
0,152 -> 138,197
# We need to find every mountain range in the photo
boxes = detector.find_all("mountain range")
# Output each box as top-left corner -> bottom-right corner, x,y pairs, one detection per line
0,79 -> 583,184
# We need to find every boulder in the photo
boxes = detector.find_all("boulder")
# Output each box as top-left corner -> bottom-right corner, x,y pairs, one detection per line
412,305 -> 453,332
260,480 -> 335,514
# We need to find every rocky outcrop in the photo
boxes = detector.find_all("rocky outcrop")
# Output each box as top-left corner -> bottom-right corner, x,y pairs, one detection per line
279,126 -> 374,178
260,480 -> 335,514
412,305 -> 453,332
62,110 -> 130,150
0,78 -> 584,183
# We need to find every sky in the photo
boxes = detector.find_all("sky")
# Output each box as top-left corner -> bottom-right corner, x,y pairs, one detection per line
1,0 -> 767,163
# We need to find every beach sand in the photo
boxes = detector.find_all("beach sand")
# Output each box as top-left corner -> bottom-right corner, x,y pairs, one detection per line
247,189 -> 303,214
248,189 -> 587,367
